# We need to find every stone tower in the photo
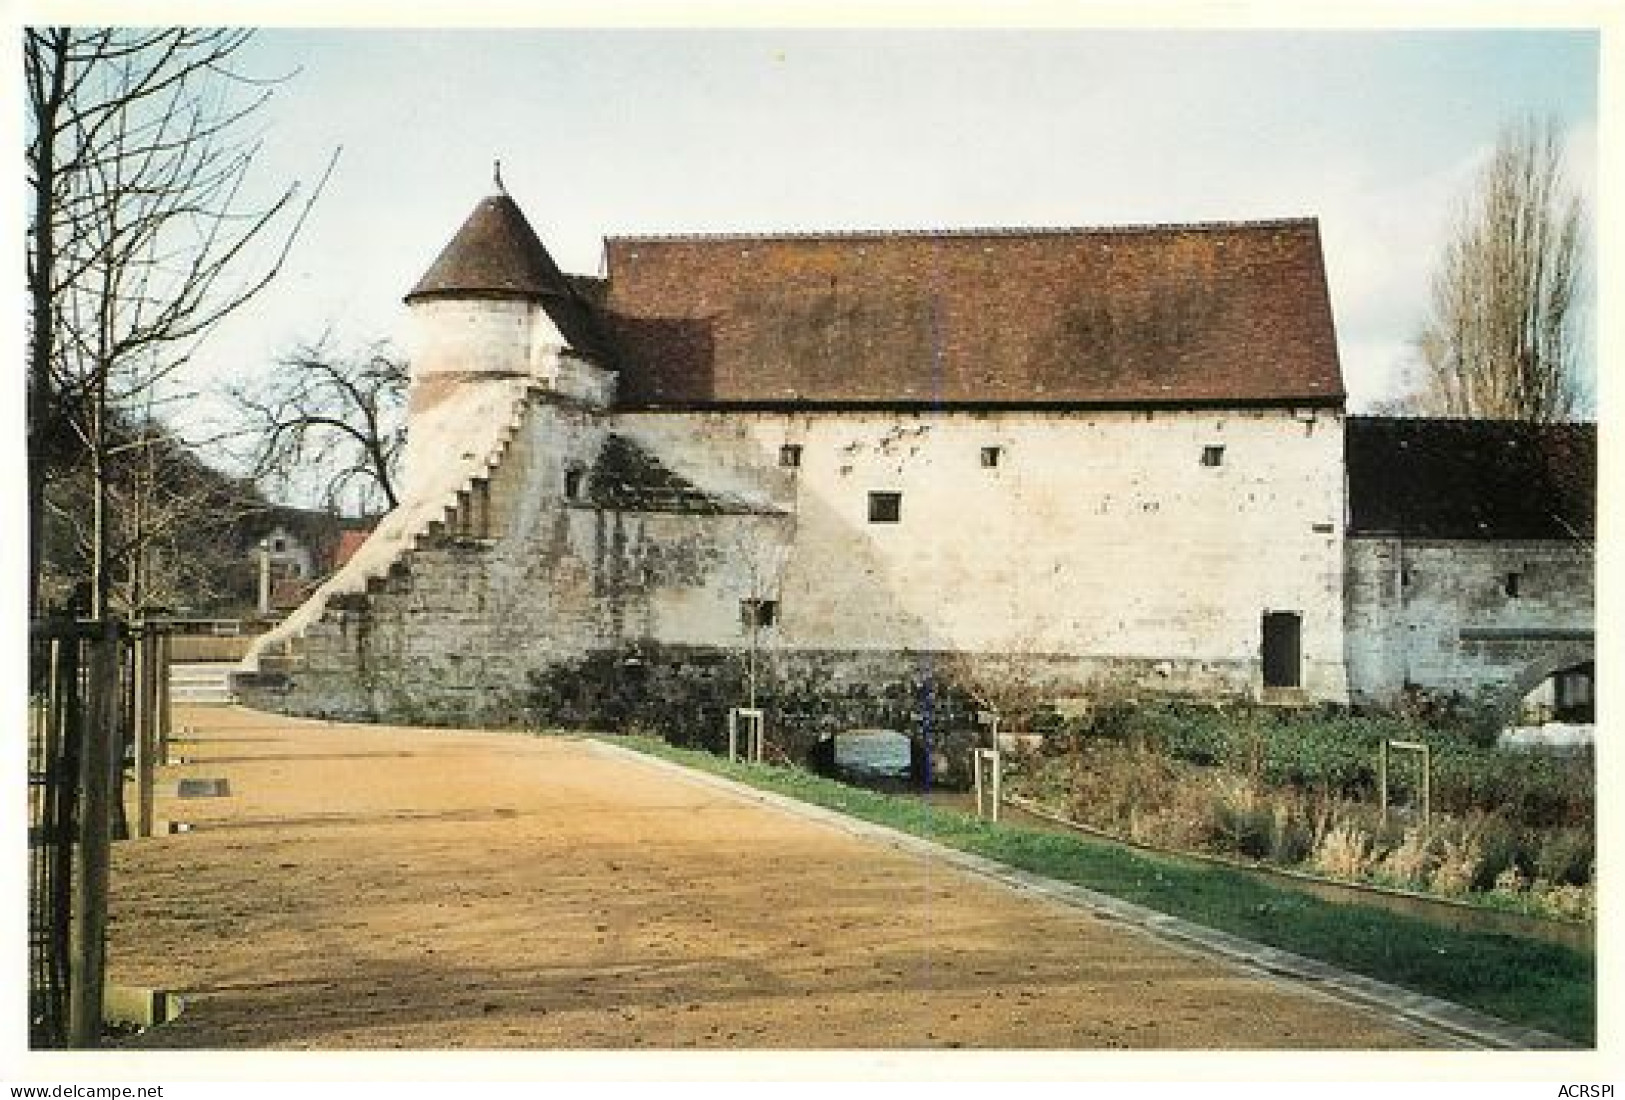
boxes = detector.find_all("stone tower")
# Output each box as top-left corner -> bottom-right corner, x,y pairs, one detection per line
400,173 -> 613,484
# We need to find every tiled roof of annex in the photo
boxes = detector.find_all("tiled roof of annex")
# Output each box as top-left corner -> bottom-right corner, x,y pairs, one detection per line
1346,416 -> 1595,540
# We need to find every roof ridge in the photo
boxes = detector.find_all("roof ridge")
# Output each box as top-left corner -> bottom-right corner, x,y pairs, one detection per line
605,216 -> 1320,245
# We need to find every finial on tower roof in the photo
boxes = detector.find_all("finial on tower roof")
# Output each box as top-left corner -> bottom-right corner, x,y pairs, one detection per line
406,176 -> 572,305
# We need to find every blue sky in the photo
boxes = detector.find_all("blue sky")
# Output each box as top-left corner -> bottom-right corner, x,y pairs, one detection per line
141,26 -> 1602,426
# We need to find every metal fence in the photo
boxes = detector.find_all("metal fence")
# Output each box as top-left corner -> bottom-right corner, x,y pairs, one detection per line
27,619 -> 170,1049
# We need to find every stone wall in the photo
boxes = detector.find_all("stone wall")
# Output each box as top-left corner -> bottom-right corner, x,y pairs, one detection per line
244,395 -> 1354,733
621,404 -> 1350,701
1344,536 -> 1594,711
524,643 -> 988,783
243,394 -> 788,725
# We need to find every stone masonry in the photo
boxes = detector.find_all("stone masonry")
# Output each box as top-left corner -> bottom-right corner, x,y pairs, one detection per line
240,185 -> 1595,762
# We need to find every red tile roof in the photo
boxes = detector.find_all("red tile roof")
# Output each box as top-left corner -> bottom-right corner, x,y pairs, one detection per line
407,193 -> 566,302
600,220 -> 1345,408
333,529 -> 371,569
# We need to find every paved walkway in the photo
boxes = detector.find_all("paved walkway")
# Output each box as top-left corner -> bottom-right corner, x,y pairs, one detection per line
109,706 -> 1462,1050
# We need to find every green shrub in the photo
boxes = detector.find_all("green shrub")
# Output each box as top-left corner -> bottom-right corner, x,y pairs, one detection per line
1138,703 -> 1595,836
1464,813 -> 1526,893
1134,703 -> 1231,765
1209,785 -> 1274,861
1268,801 -> 1316,866
1534,828 -> 1594,887
1083,697 -> 1138,742
1426,741 -> 1592,828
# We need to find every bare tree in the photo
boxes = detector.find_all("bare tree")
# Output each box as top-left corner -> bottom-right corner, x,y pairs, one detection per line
25,27 -> 332,617
39,413 -> 270,616
229,338 -> 408,516
1410,118 -> 1588,422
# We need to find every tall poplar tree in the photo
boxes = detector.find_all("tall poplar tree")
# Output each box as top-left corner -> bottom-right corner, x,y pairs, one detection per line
1412,118 -> 1588,422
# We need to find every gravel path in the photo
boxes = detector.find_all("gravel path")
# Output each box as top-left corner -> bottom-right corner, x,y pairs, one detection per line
106,705 -> 1439,1050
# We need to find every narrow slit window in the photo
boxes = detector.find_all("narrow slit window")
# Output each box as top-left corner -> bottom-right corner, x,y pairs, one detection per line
1201,445 -> 1226,468
564,468 -> 585,500
779,444 -> 803,468
868,491 -> 902,524
980,446 -> 1003,468
1505,571 -> 1522,598
740,598 -> 778,629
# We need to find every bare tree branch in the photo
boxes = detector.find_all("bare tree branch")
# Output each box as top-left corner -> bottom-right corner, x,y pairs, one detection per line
228,337 -> 408,516
26,26 -> 332,617
1406,117 -> 1589,423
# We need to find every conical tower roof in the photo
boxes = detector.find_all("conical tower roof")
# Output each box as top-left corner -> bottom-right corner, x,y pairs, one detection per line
406,178 -> 610,360
406,186 -> 572,303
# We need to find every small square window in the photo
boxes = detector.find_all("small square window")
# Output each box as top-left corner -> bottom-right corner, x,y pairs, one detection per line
980,446 -> 1003,468
868,491 -> 902,523
271,537 -> 286,552
564,468 -> 585,500
741,598 -> 778,629
779,444 -> 803,468
1201,445 -> 1226,467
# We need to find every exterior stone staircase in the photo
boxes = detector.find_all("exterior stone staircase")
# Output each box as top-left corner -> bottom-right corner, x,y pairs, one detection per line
241,376 -> 537,675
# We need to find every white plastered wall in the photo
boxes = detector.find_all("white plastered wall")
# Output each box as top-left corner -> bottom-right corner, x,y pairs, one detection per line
618,406 -> 1350,702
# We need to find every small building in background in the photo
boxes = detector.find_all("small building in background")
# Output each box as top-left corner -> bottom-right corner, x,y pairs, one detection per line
240,508 -> 378,618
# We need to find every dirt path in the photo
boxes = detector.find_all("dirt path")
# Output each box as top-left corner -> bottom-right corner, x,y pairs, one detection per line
106,706 -> 1437,1050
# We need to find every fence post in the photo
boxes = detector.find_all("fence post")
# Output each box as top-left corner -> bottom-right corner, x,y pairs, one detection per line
68,622 -> 121,1048
1419,743 -> 1431,835
134,628 -> 156,839
1378,739 -> 1389,826
992,746 -> 1001,818
46,636 -> 81,1045
156,630 -> 172,764
727,707 -> 765,764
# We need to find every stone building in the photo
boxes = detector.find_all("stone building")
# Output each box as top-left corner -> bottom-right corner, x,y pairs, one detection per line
240,183 -> 1594,750
1344,417 -> 1595,720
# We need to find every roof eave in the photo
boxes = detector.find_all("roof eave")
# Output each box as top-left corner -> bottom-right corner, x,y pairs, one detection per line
611,394 -> 1349,414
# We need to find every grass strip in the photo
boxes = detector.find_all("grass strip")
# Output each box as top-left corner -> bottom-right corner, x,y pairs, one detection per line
603,733 -> 1594,1045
